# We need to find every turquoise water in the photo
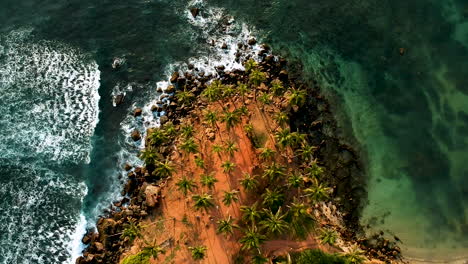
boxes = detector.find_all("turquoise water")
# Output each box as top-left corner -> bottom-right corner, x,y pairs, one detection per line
0,0 -> 467,263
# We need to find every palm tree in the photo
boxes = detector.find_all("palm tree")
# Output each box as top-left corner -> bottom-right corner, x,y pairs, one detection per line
140,241 -> 166,260
235,105 -> 249,117
240,173 -> 258,191
224,141 -> 238,156
222,190 -> 239,206
304,178 -> 331,203
249,69 -> 267,87
288,88 -> 307,107
259,208 -> 289,235
287,200 -> 315,239
221,161 -> 236,173
163,122 -> 177,137
275,128 -> 292,148
200,173 -> 218,189
194,155 -> 205,169
222,110 -> 241,130
262,163 -> 286,182
240,202 -> 262,225
188,245 -> 207,260
202,80 -> 223,102
319,228 -> 337,246
237,82 -> 249,101
244,123 -> 254,137
180,138 -> 199,154
261,188 -> 285,212
259,148 -> 276,161
176,177 -> 197,195
239,226 -> 266,251
223,84 -> 236,99
180,124 -> 194,139
153,160 -> 175,178
252,255 -> 269,264
121,218 -> 142,243
287,173 -> 304,189
192,193 -> 214,211
140,149 -> 160,166
270,79 -> 285,96
175,89 -> 195,105
244,59 -> 258,73
298,144 -> 317,161
344,245 -> 367,264
147,129 -> 168,147
204,110 -> 219,127
290,131 -> 306,147
305,159 -> 324,178
216,216 -> 238,237
258,92 -> 271,105
273,112 -> 289,128
211,144 -> 223,156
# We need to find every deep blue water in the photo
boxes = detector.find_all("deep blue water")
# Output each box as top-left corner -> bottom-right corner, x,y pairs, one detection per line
0,0 -> 467,263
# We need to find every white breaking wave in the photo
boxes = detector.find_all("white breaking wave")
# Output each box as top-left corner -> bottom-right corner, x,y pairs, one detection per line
0,29 -> 101,164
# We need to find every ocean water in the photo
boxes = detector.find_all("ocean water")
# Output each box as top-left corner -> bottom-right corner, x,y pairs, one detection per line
0,0 -> 467,263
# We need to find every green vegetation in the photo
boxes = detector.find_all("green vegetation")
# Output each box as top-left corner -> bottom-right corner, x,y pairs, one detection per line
270,79 -> 285,96
121,218 -> 143,243
194,155 -> 205,169
224,141 -> 239,156
188,245 -> 207,261
192,193 -> 215,211
216,216 -> 238,236
222,110 -> 241,130
240,202 -> 262,225
344,245 -> 367,264
221,160 -> 236,173
204,110 -> 219,127
180,138 -> 199,154
239,226 -> 266,251
153,160 -> 175,178
249,69 -> 267,87
244,59 -> 258,73
176,177 -> 197,196
261,188 -> 285,212
273,111 -> 289,127
180,124 -> 194,139
291,249 -> 351,264
240,173 -> 258,191
200,173 -> 218,189
262,163 -> 286,182
319,228 -> 338,246
147,129 -> 168,147
288,88 -> 307,107
259,147 -> 276,161
259,208 -> 289,236
140,149 -> 160,166
175,89 -> 195,105
222,190 -> 239,206
212,144 -> 223,155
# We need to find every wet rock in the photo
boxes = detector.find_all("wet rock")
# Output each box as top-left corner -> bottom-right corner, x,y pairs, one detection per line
170,72 -> 179,83
399,48 -> 406,56
190,7 -> 200,18
221,43 -> 228,49
248,38 -> 257,45
279,69 -> 288,79
124,163 -> 132,171
131,130 -> 141,141
133,108 -> 142,117
112,57 -> 125,69
166,85 -> 175,93
160,115 -> 169,125
114,94 -> 125,106
94,242 -> 105,252
145,185 -> 161,207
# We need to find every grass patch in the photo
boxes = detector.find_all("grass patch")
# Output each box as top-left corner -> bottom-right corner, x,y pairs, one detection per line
291,249 -> 351,264
122,252 -> 150,264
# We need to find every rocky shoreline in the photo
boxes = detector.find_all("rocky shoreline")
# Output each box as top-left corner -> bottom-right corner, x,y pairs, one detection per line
76,41 -> 402,264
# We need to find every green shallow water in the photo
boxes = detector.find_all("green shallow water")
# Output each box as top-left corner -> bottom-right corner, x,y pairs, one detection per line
207,0 -> 468,261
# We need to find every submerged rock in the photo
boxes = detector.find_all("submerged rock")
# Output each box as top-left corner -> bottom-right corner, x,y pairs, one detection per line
190,8 -> 200,18
133,108 -> 142,117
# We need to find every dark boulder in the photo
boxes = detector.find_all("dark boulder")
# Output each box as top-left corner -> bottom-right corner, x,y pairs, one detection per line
131,130 -> 141,141
190,8 -> 200,18
170,72 -> 179,83
133,108 -> 142,117
113,94 -> 125,106
248,38 -> 257,45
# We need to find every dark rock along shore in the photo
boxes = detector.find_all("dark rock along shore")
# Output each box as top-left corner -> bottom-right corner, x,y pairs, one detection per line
76,39 -> 401,264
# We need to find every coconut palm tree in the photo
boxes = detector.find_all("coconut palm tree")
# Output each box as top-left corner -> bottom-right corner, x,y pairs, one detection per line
221,161 -> 236,173
192,193 -> 214,211
175,89 -> 195,105
148,129 -> 168,147
249,69 -> 267,87
224,141 -> 238,156
188,245 -> 207,260
176,177 -> 197,196
298,144 -> 317,161
202,80 -> 223,102
240,202 -> 262,225
140,241 -> 166,260
259,147 -> 276,161
216,216 -> 239,237
344,245 -> 367,264
194,155 -> 205,169
304,178 -> 331,203
237,82 -> 249,101
180,138 -> 199,154
121,218 -> 142,243
239,226 -> 266,251
287,199 -> 315,239
262,163 -> 286,182
319,228 -> 338,246
211,144 -> 223,156
244,59 -> 258,73
305,159 -> 325,178
222,110 -> 241,130
270,79 -> 285,96
259,208 -> 289,236
140,149 -> 160,166
288,88 -> 307,107
153,159 -> 175,178
261,188 -> 285,212
287,173 -> 304,189
223,84 -> 236,99
200,173 -> 218,189
204,110 -> 219,128
258,92 -> 271,105
235,105 -> 249,117
180,124 -> 194,139
163,122 -> 177,137
273,112 -> 289,128
275,128 -> 292,148
240,173 -> 258,191
290,131 -> 307,148
244,123 -> 254,137
252,255 -> 269,264
222,190 -> 239,206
